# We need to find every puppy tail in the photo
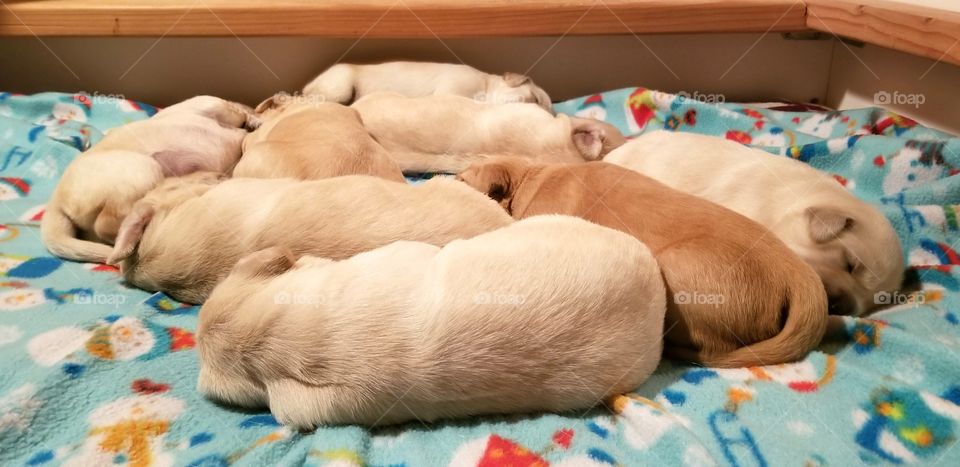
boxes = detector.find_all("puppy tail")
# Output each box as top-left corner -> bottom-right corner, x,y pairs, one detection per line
392,152 -> 499,174
675,269 -> 829,368
302,64 -> 356,103
40,206 -> 113,263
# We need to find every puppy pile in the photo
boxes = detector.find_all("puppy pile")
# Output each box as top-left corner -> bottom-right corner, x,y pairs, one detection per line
41,61 -> 904,430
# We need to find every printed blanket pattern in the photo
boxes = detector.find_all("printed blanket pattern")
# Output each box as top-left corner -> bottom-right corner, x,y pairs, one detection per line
0,90 -> 958,467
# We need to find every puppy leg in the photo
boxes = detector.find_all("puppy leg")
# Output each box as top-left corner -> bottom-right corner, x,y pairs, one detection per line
266,379 -> 360,430
176,96 -> 261,130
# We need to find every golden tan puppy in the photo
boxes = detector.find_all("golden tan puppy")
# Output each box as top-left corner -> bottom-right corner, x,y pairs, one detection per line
233,94 -> 404,182
458,159 -> 829,368
351,92 -> 626,173
108,175 -> 512,304
303,61 -> 553,112
197,215 -> 665,429
606,131 -> 904,316
42,96 -> 257,263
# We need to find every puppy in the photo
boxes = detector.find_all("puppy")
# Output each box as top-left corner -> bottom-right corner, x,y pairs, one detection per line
458,159 -> 829,368
302,61 -> 553,112
42,96 -> 257,263
197,215 -> 665,429
605,131 -> 904,316
233,94 -> 404,182
351,92 -> 626,173
108,175 -> 513,304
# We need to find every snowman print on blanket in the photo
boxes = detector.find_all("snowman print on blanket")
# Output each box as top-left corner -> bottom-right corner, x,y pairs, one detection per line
882,140 -> 955,195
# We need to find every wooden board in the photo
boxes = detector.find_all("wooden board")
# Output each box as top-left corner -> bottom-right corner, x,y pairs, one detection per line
806,0 -> 960,66
0,0 -> 808,37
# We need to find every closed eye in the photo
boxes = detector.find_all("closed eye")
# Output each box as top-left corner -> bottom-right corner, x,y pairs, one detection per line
846,261 -> 857,274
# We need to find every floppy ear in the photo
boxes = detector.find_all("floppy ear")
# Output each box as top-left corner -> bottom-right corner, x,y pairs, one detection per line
456,163 -> 513,205
807,206 -> 854,243
503,72 -> 531,87
571,119 -> 609,160
106,203 -> 155,265
232,246 -> 297,278
254,93 -> 290,114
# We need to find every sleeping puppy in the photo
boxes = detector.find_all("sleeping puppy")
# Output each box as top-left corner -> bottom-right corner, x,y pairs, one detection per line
233,94 -> 404,182
197,215 -> 665,429
605,131 -> 904,316
302,61 -> 553,112
108,175 -> 513,304
351,92 -> 625,173
457,159 -> 829,368
41,95 -> 257,263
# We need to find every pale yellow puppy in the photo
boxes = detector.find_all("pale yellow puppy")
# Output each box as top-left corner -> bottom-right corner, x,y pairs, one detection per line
234,94 -> 404,182
42,96 -> 257,263
108,175 -> 513,304
605,131 -> 903,316
197,215 -> 665,429
302,61 -> 553,112
351,92 -> 626,173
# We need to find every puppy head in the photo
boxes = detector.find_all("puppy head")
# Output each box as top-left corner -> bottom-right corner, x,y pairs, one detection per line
455,158 -> 532,214
106,172 -> 224,266
781,205 -> 904,316
569,117 -> 627,161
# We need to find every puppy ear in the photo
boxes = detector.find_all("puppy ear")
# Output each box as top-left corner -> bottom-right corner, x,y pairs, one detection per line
233,246 -> 297,278
456,163 -> 513,205
807,206 -> 855,243
571,120 -> 607,161
254,93 -> 290,114
503,72 -> 531,87
107,203 -> 155,265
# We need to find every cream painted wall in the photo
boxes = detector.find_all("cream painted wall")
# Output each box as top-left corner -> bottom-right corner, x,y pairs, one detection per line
0,34 -> 832,107
2,33 -> 956,135
826,43 -> 960,135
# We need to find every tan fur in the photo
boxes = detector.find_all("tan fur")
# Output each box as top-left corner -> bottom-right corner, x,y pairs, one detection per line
234,96 -> 404,182
458,159 -> 829,368
110,175 -> 513,304
197,215 -> 665,429
302,61 -> 553,112
41,96 -> 257,263
606,131 -> 904,315
351,92 -> 626,173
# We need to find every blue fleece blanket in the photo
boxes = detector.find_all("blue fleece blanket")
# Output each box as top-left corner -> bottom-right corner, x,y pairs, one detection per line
0,90 -> 958,467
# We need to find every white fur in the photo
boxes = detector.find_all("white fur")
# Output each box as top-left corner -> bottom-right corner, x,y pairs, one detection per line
197,215 -> 665,429
111,175 -> 514,304
605,131 -> 904,315
302,61 -> 553,112
41,96 -> 256,263
351,92 -> 626,173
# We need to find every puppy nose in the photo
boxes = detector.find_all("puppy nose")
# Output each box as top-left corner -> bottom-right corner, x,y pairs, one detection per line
827,293 -> 855,315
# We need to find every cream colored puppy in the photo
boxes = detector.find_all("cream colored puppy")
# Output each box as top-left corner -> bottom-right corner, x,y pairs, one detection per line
605,131 -> 903,315
197,215 -> 665,429
302,61 -> 553,112
351,92 -> 626,173
234,94 -> 404,181
108,175 -> 513,304
42,96 -> 257,263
